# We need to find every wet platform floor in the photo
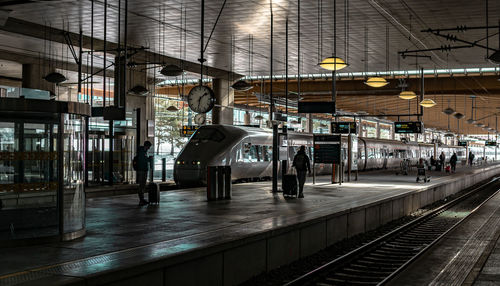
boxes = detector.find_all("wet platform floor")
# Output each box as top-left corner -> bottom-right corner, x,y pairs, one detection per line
0,163 -> 498,285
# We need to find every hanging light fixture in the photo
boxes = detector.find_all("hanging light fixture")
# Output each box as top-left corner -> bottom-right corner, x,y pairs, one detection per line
160,65 -> 183,77
319,56 -> 348,71
255,115 -> 264,120
419,98 -> 437,108
128,85 -> 149,96
166,105 -> 179,112
476,122 -> 485,128
466,118 -> 476,124
365,77 -> 389,88
44,72 -> 67,84
443,107 -> 455,115
398,90 -> 416,100
454,112 -> 464,119
231,80 -> 253,91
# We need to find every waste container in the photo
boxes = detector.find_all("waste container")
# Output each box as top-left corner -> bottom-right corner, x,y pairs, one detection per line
206,166 -> 231,201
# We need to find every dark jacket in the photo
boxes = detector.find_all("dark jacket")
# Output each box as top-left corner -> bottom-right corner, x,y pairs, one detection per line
450,154 -> 458,165
136,146 -> 150,172
293,150 -> 311,172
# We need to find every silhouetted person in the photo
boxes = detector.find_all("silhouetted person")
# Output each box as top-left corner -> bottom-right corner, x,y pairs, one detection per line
430,155 -> 436,170
439,152 -> 446,171
136,140 -> 152,206
292,146 -> 311,198
469,151 -> 475,166
450,153 -> 457,173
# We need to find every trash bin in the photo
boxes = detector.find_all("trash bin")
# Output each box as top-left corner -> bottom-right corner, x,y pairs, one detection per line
206,166 -> 232,201
207,166 -> 217,201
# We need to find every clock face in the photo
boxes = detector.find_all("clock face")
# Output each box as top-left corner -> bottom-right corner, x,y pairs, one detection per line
188,85 -> 215,113
194,113 -> 206,125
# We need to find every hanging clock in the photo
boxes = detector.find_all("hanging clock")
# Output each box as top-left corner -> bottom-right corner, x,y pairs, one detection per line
188,85 -> 215,113
194,113 -> 206,125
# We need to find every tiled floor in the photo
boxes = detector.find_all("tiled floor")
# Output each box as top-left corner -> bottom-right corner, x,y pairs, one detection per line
0,164 -> 495,282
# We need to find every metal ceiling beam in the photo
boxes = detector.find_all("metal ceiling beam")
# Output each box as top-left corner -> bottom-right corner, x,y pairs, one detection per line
0,49 -> 110,78
0,17 -> 242,80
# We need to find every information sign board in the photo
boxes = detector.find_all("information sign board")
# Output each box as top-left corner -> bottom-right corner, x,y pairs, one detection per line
485,140 -> 497,146
180,125 -> 198,137
458,141 -> 467,147
298,101 -> 336,114
313,134 -> 341,164
331,122 -> 357,134
394,121 -> 423,133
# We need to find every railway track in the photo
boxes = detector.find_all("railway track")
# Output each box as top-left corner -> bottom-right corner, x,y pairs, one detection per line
284,178 -> 500,286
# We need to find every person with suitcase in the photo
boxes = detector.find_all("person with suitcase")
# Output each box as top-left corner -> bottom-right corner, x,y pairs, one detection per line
133,140 -> 152,206
292,146 -> 311,198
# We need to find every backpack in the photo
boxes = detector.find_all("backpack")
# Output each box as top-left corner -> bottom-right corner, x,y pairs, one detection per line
294,153 -> 307,170
132,155 -> 138,171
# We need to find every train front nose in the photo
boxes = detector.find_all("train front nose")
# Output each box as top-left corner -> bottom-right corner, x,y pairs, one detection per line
174,159 -> 207,186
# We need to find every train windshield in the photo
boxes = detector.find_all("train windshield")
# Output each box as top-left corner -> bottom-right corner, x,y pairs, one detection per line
191,128 -> 225,142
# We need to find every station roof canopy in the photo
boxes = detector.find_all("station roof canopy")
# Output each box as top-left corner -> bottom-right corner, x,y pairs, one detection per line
1,0 -> 500,134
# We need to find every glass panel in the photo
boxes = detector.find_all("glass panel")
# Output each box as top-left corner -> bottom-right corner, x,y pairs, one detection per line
0,121 -> 59,240
62,114 -> 85,234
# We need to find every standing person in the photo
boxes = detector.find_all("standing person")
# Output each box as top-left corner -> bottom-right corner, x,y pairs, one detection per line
292,146 -> 311,198
469,151 -> 474,166
430,155 -> 436,170
439,152 -> 446,171
450,152 -> 458,173
135,140 -> 152,206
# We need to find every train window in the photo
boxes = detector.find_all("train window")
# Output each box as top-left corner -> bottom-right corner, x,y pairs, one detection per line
359,149 -> 365,160
191,128 -> 225,142
262,146 -> 271,161
243,145 -> 259,162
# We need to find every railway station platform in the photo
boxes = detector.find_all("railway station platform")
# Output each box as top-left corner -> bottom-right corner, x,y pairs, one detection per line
1,163 -> 500,286
388,175 -> 500,286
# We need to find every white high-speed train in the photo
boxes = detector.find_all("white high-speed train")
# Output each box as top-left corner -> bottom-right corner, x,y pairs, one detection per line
173,125 -> 490,186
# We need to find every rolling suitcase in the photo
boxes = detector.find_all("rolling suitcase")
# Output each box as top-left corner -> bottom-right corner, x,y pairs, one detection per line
283,174 -> 298,197
147,182 -> 160,205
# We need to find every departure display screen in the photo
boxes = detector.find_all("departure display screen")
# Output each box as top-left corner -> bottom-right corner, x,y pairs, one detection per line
298,101 -> 336,114
485,140 -> 497,146
458,141 -> 467,147
180,125 -> 199,137
331,122 -> 357,134
394,121 -> 423,133
313,135 -> 341,164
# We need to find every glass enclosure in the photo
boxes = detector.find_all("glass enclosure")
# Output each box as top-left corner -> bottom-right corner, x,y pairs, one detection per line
0,99 -> 89,242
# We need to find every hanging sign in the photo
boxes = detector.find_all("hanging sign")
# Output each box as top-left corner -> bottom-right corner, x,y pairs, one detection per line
331,122 -> 357,134
485,140 -> 497,146
298,101 -> 336,114
180,125 -> 198,137
458,141 -> 467,147
394,121 -> 423,133
313,134 -> 341,164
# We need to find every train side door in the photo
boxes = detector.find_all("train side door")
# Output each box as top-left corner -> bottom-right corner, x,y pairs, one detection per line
382,146 -> 388,169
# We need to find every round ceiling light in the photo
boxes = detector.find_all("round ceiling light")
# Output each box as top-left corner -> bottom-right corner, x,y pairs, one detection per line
160,65 -> 183,77
254,115 -> 264,120
365,77 -> 389,88
44,72 -> 67,84
466,118 -> 476,124
231,80 -> 253,91
398,90 -> 416,100
166,105 -> 179,112
442,107 -> 455,115
319,56 -> 348,71
453,113 -> 465,119
475,123 -> 485,128
419,99 -> 437,108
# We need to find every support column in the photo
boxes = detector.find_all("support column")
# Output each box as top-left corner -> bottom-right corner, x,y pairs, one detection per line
126,69 -> 153,146
244,111 -> 251,125
305,114 -> 313,133
212,78 -> 234,125
22,64 -> 56,95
